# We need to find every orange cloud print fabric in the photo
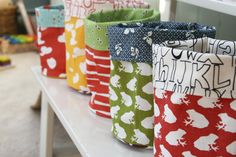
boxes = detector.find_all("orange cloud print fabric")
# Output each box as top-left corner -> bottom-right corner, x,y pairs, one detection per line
64,17 -> 89,93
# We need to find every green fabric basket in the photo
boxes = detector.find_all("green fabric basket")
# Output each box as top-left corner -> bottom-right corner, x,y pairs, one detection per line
108,22 -> 216,148
84,9 -> 160,118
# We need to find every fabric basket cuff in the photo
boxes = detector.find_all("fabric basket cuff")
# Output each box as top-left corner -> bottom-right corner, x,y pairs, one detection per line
63,0 -> 150,18
35,5 -> 65,28
108,22 -> 216,63
152,37 -> 236,99
85,8 -> 160,51
85,8 -> 160,27
111,21 -> 216,31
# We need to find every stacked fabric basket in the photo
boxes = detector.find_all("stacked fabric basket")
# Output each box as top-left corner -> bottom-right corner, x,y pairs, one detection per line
85,8 -> 160,118
108,22 -> 216,148
35,1 -> 236,156
35,5 -> 66,78
153,38 -> 236,156
63,0 -> 149,94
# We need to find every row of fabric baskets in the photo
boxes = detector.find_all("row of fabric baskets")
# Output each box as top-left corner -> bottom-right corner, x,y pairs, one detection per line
35,2 -> 236,157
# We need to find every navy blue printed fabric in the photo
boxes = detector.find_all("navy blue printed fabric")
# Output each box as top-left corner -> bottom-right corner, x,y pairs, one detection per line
108,21 -> 216,63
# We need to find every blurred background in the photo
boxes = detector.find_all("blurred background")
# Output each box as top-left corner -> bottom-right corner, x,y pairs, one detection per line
0,0 -> 235,157
13,0 -> 236,40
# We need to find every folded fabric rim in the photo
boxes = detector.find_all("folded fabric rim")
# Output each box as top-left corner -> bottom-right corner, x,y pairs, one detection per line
85,8 -> 160,51
63,0 -> 150,18
35,5 -> 65,28
108,22 -> 216,63
85,8 -> 159,26
152,37 -> 236,99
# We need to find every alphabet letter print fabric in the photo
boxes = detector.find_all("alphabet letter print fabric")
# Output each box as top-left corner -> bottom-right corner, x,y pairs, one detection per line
153,38 -> 236,157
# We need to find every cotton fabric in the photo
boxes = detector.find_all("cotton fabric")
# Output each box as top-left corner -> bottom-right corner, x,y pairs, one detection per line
85,8 -> 160,118
35,5 -> 66,78
64,0 -> 149,18
109,22 -> 216,63
153,38 -> 236,157
64,17 -> 89,93
108,22 -> 216,147
63,0 -> 149,93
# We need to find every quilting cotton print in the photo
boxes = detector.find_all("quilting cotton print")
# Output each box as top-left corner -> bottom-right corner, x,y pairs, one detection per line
65,17 -> 90,93
154,89 -> 236,157
35,5 -> 66,78
108,22 -> 216,148
110,60 -> 154,147
85,9 -> 160,118
153,38 -> 236,156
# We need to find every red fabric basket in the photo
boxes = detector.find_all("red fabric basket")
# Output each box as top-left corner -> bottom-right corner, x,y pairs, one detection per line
35,5 -> 66,78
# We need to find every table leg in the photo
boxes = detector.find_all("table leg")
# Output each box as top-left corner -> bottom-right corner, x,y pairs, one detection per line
159,0 -> 177,21
40,91 -> 54,157
31,91 -> 42,110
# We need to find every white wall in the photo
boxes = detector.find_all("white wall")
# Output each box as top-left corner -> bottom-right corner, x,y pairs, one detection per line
49,0 -> 235,40
175,2 -> 236,40
147,0 -> 159,9
50,0 -> 63,5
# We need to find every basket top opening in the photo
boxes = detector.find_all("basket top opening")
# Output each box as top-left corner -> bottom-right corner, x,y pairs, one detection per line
37,5 -> 64,11
112,22 -> 215,32
87,9 -> 157,24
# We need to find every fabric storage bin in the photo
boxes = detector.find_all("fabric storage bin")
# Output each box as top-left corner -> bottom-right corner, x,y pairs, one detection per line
64,17 -> 90,93
108,22 -> 216,148
63,0 -> 149,93
153,37 -> 236,157
85,8 -> 160,118
63,0 -> 149,18
35,5 -> 66,78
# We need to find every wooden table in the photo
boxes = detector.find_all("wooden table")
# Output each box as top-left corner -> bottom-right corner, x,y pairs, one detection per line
32,67 -> 152,157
